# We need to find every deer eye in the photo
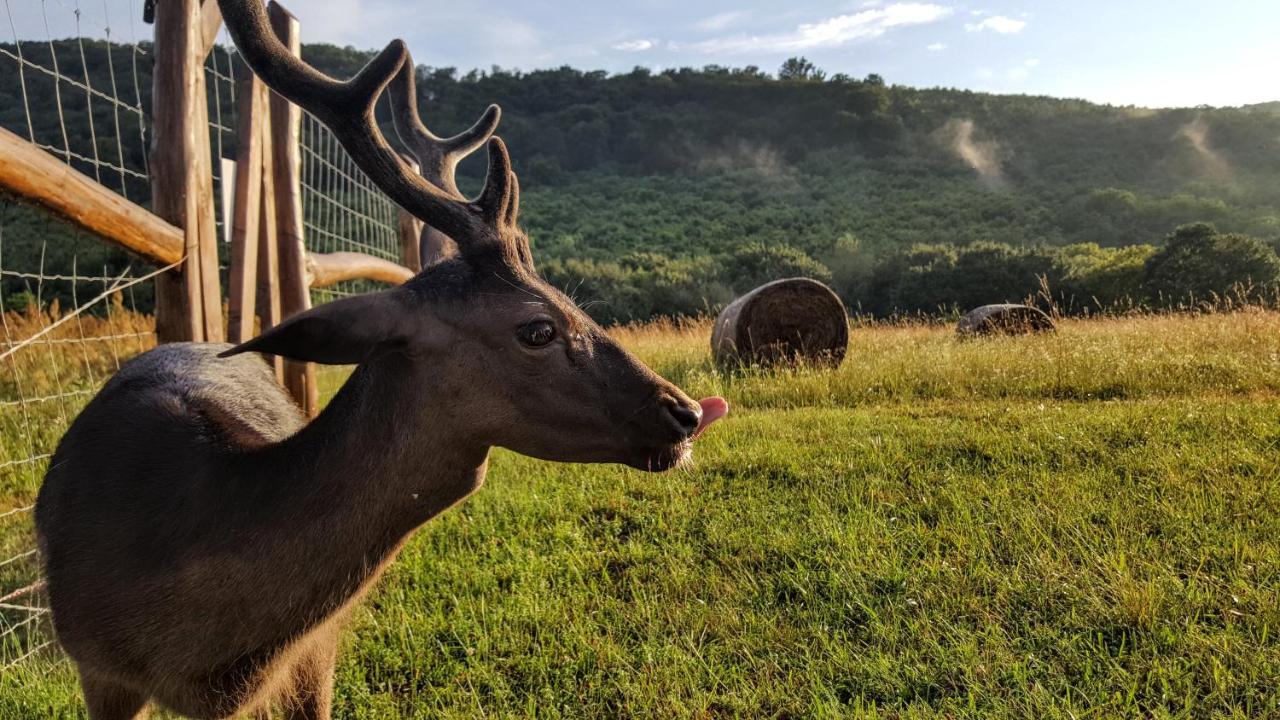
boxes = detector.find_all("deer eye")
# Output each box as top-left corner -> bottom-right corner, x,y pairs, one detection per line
517,320 -> 557,348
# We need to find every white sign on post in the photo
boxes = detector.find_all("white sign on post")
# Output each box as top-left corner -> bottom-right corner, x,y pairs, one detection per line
220,157 -> 237,244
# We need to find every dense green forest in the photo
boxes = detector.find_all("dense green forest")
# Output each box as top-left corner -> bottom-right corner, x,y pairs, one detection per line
3,39 -> 1280,321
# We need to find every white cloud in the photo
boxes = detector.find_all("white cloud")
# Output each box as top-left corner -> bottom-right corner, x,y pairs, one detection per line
694,11 -> 750,32
927,42 -> 947,51
612,39 -> 655,52
1024,58 -> 1040,67
965,15 -> 1027,34
685,3 -> 952,55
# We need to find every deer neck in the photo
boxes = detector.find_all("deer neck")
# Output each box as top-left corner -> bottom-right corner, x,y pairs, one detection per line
300,352 -> 487,518
245,351 -> 488,625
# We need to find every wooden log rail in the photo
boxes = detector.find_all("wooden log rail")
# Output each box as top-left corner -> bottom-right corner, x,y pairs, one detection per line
306,252 -> 415,288
0,126 -> 184,266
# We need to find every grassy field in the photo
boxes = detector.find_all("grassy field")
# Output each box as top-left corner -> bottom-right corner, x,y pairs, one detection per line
2,311 -> 1280,718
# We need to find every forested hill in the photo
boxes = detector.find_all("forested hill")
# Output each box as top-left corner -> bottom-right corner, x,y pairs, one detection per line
4,40 -> 1280,321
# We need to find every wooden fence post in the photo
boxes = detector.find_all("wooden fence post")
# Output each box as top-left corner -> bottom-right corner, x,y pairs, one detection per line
256,107 -> 284,384
228,73 -> 267,345
398,209 -> 424,273
268,1 -> 317,416
397,157 -> 423,272
151,0 -> 223,344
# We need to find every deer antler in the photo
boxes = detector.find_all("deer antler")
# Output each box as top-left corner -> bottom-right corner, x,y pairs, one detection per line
217,0 -> 519,252
388,62 -> 500,198
387,61 -> 500,265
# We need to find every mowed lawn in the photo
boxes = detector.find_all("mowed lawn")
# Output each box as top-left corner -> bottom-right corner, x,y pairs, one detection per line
3,312 -> 1280,718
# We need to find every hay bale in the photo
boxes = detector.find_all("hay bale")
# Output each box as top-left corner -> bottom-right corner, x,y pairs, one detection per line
956,304 -> 1056,336
712,278 -> 849,367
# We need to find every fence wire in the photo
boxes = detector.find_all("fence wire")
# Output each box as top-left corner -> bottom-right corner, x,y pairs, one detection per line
2,0 -> 151,201
0,201 -> 158,672
207,41 -> 237,249
300,109 -> 404,304
0,0 -> 240,672
300,109 -> 405,394
0,0 -> 407,673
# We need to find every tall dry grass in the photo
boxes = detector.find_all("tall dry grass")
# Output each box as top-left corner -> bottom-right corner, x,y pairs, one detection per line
4,300 -> 1279,507
0,295 -> 154,503
615,307 -> 1280,410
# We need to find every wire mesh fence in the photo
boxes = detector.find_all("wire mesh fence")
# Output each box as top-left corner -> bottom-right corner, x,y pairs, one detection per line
207,41 -> 238,249
0,0 -> 158,673
0,0 -> 243,671
0,201 -> 160,672
300,109 -> 404,304
0,7 -> 412,674
0,0 -> 412,675
1,0 -> 152,202
300,109 -> 406,393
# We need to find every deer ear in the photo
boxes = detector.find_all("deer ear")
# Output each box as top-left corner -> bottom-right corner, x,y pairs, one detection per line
219,291 -> 413,365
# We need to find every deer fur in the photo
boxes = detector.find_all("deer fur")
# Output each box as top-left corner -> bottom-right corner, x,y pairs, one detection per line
35,2 -> 727,718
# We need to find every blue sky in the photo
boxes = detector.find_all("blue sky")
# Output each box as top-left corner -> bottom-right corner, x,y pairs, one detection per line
10,0 -> 1277,108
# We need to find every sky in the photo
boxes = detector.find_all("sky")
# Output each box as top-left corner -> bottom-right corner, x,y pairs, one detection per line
8,0 -> 1278,108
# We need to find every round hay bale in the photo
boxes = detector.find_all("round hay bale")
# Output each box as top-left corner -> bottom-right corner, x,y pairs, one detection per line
711,278 -> 849,368
956,304 -> 1056,336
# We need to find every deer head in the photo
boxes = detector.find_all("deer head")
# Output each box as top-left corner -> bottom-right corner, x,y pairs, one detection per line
218,0 -> 727,471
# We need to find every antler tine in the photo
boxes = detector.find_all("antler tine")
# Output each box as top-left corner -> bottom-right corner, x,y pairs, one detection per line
388,59 -> 501,197
478,137 -> 517,227
217,0 -> 484,243
447,107 -> 503,157
505,171 -> 521,228
505,172 -> 536,269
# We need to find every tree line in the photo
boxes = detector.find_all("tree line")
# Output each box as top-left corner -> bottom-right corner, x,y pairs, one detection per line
538,223 -> 1280,324
3,41 -> 1279,322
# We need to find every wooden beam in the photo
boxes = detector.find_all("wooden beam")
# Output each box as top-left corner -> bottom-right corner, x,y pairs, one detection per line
398,209 -> 423,273
395,155 -> 423,272
268,1 -> 317,416
228,74 -> 267,344
0,126 -> 184,266
199,0 -> 223,57
256,121 -> 284,383
420,226 -> 456,268
193,74 -> 224,344
306,252 -> 414,289
151,0 -> 211,343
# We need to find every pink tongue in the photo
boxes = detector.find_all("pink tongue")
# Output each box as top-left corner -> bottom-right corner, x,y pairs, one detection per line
693,397 -> 729,439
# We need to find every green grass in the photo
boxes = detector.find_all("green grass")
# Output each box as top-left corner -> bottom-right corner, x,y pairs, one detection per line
3,311 -> 1280,718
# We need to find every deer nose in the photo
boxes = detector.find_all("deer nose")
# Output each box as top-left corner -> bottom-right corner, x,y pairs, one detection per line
661,395 -> 702,439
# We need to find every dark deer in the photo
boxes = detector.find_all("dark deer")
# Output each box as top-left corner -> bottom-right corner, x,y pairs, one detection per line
34,1 -> 728,717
